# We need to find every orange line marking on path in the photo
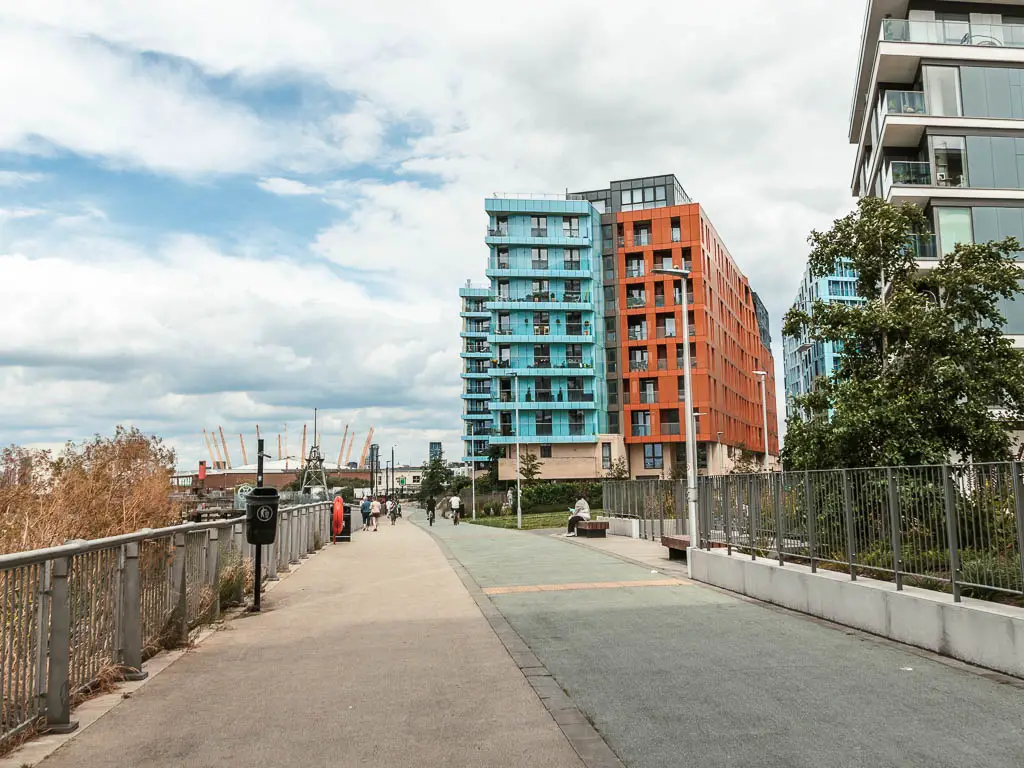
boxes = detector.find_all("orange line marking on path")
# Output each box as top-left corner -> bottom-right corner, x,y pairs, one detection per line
482,579 -> 687,596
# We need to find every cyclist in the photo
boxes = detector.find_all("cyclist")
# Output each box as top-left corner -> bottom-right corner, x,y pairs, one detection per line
449,493 -> 462,525
425,495 -> 436,526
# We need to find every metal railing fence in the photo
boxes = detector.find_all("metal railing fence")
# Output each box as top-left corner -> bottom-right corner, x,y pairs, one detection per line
601,480 -> 687,541
697,463 -> 1024,603
0,502 -> 331,746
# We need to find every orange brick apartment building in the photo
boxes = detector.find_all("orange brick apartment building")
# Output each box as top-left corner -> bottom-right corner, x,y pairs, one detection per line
575,175 -> 779,478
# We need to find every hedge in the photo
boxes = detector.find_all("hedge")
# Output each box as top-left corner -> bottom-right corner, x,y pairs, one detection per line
521,481 -> 602,512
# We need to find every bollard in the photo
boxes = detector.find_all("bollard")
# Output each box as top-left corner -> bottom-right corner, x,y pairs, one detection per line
206,528 -> 221,620
122,542 -> 148,680
45,556 -> 78,733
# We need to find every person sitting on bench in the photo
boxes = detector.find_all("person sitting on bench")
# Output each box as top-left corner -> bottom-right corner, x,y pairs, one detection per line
564,496 -> 591,537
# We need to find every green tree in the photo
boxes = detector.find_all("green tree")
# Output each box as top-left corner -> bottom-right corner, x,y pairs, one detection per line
605,456 -> 629,480
417,457 -> 453,502
486,445 -> 504,485
518,451 -> 543,485
783,197 -> 1024,469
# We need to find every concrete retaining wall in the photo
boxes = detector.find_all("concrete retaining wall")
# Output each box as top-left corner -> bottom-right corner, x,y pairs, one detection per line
596,516 -> 638,538
690,549 -> 1024,679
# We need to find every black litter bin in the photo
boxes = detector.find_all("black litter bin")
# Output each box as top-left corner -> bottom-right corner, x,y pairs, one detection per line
245,487 -> 280,545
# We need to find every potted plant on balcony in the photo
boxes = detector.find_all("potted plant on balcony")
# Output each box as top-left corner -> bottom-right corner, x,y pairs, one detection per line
550,292 -> 556,301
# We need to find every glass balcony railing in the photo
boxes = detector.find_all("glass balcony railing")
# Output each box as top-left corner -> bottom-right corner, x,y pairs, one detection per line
491,357 -> 595,370
671,229 -> 681,242
661,423 -> 681,436
487,226 -> 509,236
626,296 -> 646,308
489,260 -> 593,272
633,232 -> 652,246
531,260 -> 549,270
886,160 -> 932,188
531,227 -> 548,237
491,424 -> 596,440
654,296 -> 666,308
884,90 -> 927,115
639,392 -> 657,404
656,328 -> 677,339
905,233 -> 939,261
490,292 -> 592,304
627,328 -> 647,341
882,18 -> 1024,48
629,360 -> 649,372
657,359 -> 669,371
632,424 -> 652,437
625,266 -> 645,278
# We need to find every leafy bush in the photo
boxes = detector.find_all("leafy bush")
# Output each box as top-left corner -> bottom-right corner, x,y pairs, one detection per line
521,482 -> 602,512
959,551 -> 1023,599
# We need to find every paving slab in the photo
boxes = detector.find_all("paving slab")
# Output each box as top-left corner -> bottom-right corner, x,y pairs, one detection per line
34,519 -> 584,768
437,515 -> 1024,768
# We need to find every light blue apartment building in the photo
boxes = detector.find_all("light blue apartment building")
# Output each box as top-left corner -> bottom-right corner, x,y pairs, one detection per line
782,260 -> 864,420
461,195 -> 609,471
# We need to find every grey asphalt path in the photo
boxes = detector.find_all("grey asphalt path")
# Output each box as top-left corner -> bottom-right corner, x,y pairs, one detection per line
38,517 -> 584,768
429,517 -> 1024,768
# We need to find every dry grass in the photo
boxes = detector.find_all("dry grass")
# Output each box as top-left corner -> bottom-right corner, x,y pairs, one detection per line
0,427 -> 180,554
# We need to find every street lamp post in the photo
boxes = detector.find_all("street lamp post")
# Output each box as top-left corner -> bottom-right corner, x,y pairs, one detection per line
753,371 -> 769,470
513,372 -> 522,530
653,265 -> 697,563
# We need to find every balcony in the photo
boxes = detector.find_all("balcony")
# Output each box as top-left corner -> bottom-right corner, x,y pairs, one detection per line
657,359 -> 669,371
629,360 -> 649,372
676,357 -> 698,369
661,423 -> 681,436
626,296 -> 647,309
563,229 -> 580,238
533,325 -> 550,336
531,260 -> 549,270
654,295 -> 665,308
671,228 -> 681,242
656,328 -> 677,339
531,227 -> 549,237
633,231 -> 651,247
632,425 -> 652,437
625,266 -> 645,279
906,233 -> 939,261
627,328 -> 647,341
489,423 -> 598,443
883,90 -> 926,116
639,391 -> 657,404
487,226 -> 509,237
617,236 -> 625,248
881,18 -> 1024,48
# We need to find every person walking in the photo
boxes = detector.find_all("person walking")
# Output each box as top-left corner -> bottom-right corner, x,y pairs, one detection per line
449,492 -> 462,525
386,497 -> 397,525
425,495 -> 436,526
564,495 -> 591,537
369,495 -> 382,532
360,496 -> 372,532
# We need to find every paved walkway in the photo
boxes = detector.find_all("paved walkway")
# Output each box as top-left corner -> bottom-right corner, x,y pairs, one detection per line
31,518 -> 584,768
19,509 -> 1024,768
427,515 -> 1024,768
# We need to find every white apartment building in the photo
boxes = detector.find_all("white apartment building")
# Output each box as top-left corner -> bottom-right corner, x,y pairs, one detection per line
850,0 -> 1024,347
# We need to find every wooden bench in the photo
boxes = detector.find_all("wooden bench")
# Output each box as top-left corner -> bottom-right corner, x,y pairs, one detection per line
577,520 -> 609,538
661,535 -> 727,559
661,534 -> 691,559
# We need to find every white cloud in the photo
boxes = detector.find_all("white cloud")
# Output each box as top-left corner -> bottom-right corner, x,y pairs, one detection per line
0,0 -> 874,458
257,177 -> 325,196
0,171 -> 44,186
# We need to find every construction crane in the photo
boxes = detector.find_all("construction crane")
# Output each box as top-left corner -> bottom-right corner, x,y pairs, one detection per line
338,424 -> 349,466
300,425 -> 307,469
239,434 -> 248,465
211,433 -> 225,470
358,427 -> 374,469
344,433 -> 356,465
202,429 -> 216,468
218,427 -> 232,469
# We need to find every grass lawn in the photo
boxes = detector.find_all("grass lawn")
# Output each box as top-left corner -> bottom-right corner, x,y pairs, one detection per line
468,510 -> 603,530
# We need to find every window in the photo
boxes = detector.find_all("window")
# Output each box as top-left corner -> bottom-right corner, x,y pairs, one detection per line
565,248 -> 582,270
568,410 -> 586,435
923,66 -> 961,117
493,216 -> 508,235
936,207 -> 973,255
601,443 -> 612,469
608,412 -> 620,434
497,248 -> 510,268
413,475 -> 421,484
930,136 -> 966,187
535,411 -> 553,436
531,216 -> 547,237
643,443 -> 663,470
607,380 -> 618,405
563,217 -> 580,237
540,445 -> 553,459
602,224 -> 612,241
632,411 -> 651,437
531,247 -> 548,269
671,217 -> 681,242
603,255 -> 615,280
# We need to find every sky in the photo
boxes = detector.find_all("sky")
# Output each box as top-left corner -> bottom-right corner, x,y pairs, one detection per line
0,0 -> 865,470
